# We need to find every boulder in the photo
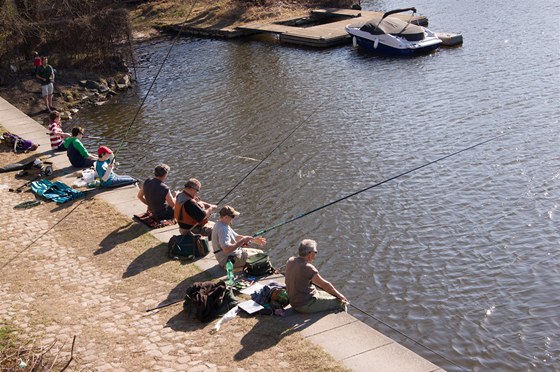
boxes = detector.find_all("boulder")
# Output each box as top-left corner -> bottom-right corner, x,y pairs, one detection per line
84,80 -> 102,90
117,74 -> 130,86
98,84 -> 110,93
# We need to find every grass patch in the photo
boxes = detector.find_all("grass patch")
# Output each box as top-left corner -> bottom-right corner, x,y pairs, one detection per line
0,324 -> 17,351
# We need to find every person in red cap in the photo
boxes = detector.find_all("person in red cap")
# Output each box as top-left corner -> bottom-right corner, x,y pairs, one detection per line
95,146 -> 137,188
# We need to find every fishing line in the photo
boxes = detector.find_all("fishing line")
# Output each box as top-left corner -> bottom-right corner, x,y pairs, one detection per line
84,135 -> 158,148
112,0 -> 200,158
308,281 -> 467,370
85,135 -> 262,164
215,100 -> 326,206
253,132 -> 507,237
348,302 -> 468,371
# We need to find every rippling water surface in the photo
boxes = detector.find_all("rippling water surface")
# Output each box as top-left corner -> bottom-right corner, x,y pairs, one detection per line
72,0 -> 559,370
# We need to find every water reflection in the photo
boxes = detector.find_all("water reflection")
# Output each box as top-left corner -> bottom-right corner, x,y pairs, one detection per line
72,0 -> 560,370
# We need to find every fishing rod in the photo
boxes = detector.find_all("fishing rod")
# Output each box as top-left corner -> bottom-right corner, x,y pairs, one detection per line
215,100 -> 326,206
146,298 -> 183,312
9,175 -> 42,193
253,132 -> 507,237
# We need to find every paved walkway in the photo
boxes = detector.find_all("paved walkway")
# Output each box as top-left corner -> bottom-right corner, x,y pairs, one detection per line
0,96 -> 445,371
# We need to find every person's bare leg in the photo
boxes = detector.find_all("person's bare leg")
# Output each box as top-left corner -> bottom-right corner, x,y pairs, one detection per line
47,94 -> 53,111
43,95 -> 50,112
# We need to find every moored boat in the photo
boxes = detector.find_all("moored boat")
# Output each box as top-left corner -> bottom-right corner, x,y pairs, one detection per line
345,7 -> 442,56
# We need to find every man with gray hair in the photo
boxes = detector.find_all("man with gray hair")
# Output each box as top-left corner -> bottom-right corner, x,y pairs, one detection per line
137,163 -> 177,221
285,239 -> 348,313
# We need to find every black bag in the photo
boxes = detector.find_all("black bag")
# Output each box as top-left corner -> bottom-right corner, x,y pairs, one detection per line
243,252 -> 274,277
183,280 -> 238,323
168,233 -> 209,260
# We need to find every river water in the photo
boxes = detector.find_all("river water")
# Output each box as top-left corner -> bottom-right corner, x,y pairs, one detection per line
72,0 -> 559,370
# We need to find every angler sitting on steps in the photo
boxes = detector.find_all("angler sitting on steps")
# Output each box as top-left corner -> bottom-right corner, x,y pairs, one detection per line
137,163 -> 177,222
174,178 -> 216,237
285,239 -> 348,314
64,126 -> 97,168
211,205 -> 266,269
95,146 -> 138,188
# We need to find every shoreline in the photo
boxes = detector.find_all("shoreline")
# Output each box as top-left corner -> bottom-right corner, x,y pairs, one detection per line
0,96 -> 445,371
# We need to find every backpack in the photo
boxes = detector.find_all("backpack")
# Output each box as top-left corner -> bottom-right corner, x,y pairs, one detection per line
243,253 -> 274,277
2,132 -> 39,153
251,281 -> 289,310
183,280 -> 238,323
167,233 -> 209,260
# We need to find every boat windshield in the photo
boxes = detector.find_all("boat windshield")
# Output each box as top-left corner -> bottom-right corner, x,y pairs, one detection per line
359,17 -> 425,41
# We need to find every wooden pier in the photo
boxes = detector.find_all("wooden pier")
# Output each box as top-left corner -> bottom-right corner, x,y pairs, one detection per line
237,8 -> 428,48
159,8 -> 462,48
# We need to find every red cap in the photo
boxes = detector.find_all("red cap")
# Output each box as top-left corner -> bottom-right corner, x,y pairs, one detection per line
97,146 -> 112,156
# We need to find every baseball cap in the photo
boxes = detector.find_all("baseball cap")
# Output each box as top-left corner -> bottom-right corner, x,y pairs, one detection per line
97,146 -> 112,156
219,205 -> 240,217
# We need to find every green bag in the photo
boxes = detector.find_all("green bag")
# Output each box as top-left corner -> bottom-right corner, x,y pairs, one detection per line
243,253 -> 274,277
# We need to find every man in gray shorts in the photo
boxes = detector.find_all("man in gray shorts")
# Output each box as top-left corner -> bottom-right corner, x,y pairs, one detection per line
36,56 -> 54,112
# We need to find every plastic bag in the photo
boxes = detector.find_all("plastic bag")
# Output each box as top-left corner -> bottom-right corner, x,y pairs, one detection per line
82,169 -> 95,183
212,306 -> 239,333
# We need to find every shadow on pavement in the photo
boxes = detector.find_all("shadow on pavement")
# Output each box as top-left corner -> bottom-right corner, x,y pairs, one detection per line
122,242 -> 169,278
96,220 -> 144,255
234,314 -> 296,361
164,309 -> 214,332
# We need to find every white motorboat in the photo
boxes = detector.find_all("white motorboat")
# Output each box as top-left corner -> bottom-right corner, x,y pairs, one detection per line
345,7 -> 442,56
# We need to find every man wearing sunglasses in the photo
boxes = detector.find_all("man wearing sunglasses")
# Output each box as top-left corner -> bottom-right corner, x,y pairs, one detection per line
285,239 -> 348,314
211,205 -> 266,269
174,178 -> 216,237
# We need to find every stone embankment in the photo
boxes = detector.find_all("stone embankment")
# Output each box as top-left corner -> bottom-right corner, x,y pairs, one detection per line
54,73 -> 133,121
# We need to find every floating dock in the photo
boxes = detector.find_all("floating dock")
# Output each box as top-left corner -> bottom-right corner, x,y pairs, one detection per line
238,8 -> 428,47
160,8 -> 462,48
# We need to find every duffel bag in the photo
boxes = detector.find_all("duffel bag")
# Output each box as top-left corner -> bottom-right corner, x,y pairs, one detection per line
168,233 -> 209,260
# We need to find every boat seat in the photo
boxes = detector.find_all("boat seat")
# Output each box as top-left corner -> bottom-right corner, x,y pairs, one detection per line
359,16 -> 424,42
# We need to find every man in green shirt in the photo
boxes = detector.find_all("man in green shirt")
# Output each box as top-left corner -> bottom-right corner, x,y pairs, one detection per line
35,56 -> 54,112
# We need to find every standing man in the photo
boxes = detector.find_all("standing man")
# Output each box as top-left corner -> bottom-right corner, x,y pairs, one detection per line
35,56 -> 54,112
285,239 -> 348,314
137,164 -> 177,221
211,205 -> 266,269
174,178 -> 216,237
64,126 -> 97,168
